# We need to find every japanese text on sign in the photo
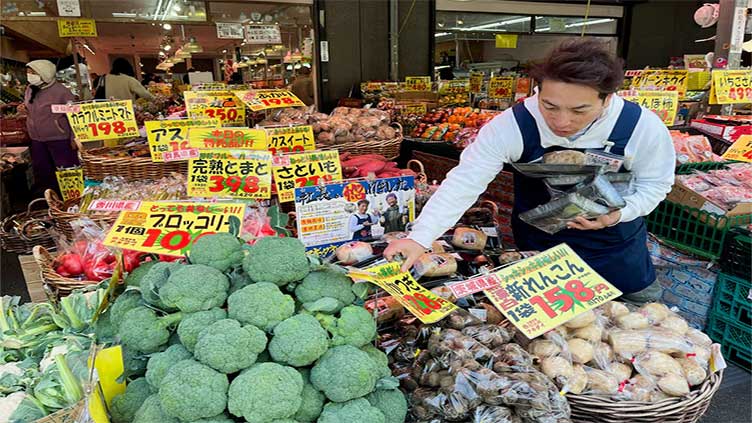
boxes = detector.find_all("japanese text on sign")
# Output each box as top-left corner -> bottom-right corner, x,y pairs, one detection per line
104,202 -> 245,256
273,150 -> 342,202
469,72 -> 484,94
439,80 -> 470,94
55,168 -> 84,201
264,125 -> 316,155
447,274 -> 501,299
245,24 -> 282,44
401,104 -> 427,116
233,90 -> 305,112
188,127 -> 267,150
619,90 -> 678,126
488,77 -> 514,99
630,70 -> 689,98
88,200 -> 141,212
188,149 -> 273,199
484,244 -> 622,339
145,118 -> 220,162
350,262 -> 458,324
57,19 -> 97,37
192,82 -> 227,91
722,135 -> 752,163
711,70 -> 752,104
405,76 -> 431,92
183,91 -> 245,126
66,100 -> 139,141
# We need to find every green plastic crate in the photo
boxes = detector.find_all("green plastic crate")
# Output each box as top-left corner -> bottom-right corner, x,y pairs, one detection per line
720,228 -> 752,280
711,273 -> 751,327
705,311 -> 751,371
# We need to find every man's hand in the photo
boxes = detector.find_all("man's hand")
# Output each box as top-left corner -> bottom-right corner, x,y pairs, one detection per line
567,210 -> 621,231
383,239 -> 426,272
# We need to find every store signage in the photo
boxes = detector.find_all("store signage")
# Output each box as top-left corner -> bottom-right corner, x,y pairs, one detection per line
88,200 -> 141,212
488,76 -> 515,99
233,90 -> 305,111
144,118 -> 219,162
192,82 -> 227,91
65,100 -> 139,141
624,70 -> 644,77
447,274 -> 501,299
245,24 -> 282,44
56,0 -> 81,17
216,22 -> 245,39
183,91 -> 245,126
104,201 -> 245,256
710,70 -> 752,104
630,69 -> 689,99
55,168 -> 84,201
469,72 -> 484,93
722,135 -> 752,163
188,127 -> 267,150
349,262 -> 458,324
439,79 -> 470,94
264,125 -> 316,155
495,34 -> 518,49
57,18 -> 97,37
484,244 -> 621,339
405,76 -> 431,92
402,103 -> 427,115
273,150 -> 342,202
188,149 -> 273,199
619,90 -> 679,126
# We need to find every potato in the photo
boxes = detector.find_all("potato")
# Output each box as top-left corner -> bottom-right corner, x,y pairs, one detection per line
686,328 -> 712,347
565,310 -> 596,329
567,338 -> 595,364
586,368 -> 619,395
615,312 -> 650,330
677,358 -> 707,386
610,362 -> 633,382
657,373 -> 690,397
638,303 -> 670,324
335,241 -> 373,265
541,356 -> 573,381
609,330 -> 647,357
635,351 -> 683,377
568,364 -> 588,394
690,346 -> 712,367
529,340 -> 562,358
601,301 -> 629,319
592,342 -> 614,367
572,324 -> 603,343
659,315 -> 689,335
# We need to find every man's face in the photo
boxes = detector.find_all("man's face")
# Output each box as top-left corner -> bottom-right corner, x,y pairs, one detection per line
538,80 -> 611,138
387,197 -> 397,207
358,203 -> 367,213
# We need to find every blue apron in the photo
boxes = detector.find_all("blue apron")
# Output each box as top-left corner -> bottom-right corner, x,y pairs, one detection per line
510,100 -> 655,294
352,214 -> 373,240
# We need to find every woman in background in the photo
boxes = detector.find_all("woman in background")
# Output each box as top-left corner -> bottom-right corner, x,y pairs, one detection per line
99,58 -> 153,101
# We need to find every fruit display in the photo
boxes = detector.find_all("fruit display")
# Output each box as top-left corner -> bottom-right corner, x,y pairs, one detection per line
677,162 -> 752,211
314,107 -> 398,146
134,94 -> 175,125
409,107 -> 498,146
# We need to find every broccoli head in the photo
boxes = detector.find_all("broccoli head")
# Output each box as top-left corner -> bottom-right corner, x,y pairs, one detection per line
270,420 -> 301,423
310,345 -> 380,402
317,398 -> 386,423
268,314 -> 329,367
189,233 -> 245,272
228,282 -> 295,332
120,347 -> 149,381
176,308 -> 227,353
125,260 -> 158,287
185,414 -> 235,423
109,289 -> 143,329
227,362 -> 304,423
145,344 -> 192,390
228,267 -> 253,294
242,237 -> 310,286
294,369 -> 325,422
110,377 -> 152,423
140,262 -> 180,310
194,319 -> 267,374
159,359 -> 228,421
319,306 -> 377,348
118,307 -> 182,353
365,389 -> 408,423
159,264 -> 229,313
361,345 -> 392,379
133,394 -> 178,423
294,269 -> 356,312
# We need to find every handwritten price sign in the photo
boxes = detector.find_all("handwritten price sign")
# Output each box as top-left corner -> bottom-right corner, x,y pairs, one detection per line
469,72 -> 484,93
488,77 -> 514,99
184,91 -> 245,126
630,70 -> 689,99
188,127 -> 267,150
711,70 -> 752,104
104,202 -> 245,256
145,118 -> 219,162
722,135 -> 752,163
264,125 -> 316,155
405,76 -> 431,92
55,168 -> 84,201
484,244 -> 622,339
272,150 -> 342,202
402,104 -> 427,116
619,90 -> 679,126
188,149 -> 272,199
233,90 -> 305,112
439,80 -> 470,94
65,100 -> 139,141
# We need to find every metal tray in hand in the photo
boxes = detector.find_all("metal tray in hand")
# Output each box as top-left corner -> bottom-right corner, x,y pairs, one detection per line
545,174 -> 589,186
511,163 -> 604,178
519,193 -> 610,235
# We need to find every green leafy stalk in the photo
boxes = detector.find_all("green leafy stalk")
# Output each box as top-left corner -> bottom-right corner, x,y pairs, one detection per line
59,297 -> 86,331
54,354 -> 84,406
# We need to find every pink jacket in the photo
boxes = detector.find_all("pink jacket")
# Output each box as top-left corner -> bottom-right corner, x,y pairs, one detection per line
24,83 -> 75,142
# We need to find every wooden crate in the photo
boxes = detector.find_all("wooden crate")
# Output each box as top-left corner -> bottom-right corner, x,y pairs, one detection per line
19,254 -> 49,303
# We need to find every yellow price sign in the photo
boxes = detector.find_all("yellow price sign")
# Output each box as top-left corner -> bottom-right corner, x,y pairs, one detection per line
188,149 -> 273,199
495,34 -> 518,49
620,90 -> 679,126
469,72 -> 484,93
405,76 -> 431,92
193,82 -> 228,91
272,150 -> 342,202
188,127 -> 267,150
484,244 -> 622,339
264,125 -> 316,155
439,79 -> 470,94
184,91 -> 245,126
722,135 -> 752,163
57,19 -> 97,37
711,70 -> 752,104
402,103 -> 427,115
350,262 -> 458,324
55,168 -> 84,201
65,100 -> 139,141
630,70 -> 689,99
488,77 -> 514,99
233,90 -> 306,112
144,118 -> 219,162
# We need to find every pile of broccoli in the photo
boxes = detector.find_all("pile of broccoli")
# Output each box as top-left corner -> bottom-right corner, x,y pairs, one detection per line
103,234 -> 407,423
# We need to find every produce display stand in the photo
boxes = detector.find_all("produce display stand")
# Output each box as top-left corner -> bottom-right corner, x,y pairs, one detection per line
80,144 -> 188,182
32,245 -> 98,296
44,189 -> 118,242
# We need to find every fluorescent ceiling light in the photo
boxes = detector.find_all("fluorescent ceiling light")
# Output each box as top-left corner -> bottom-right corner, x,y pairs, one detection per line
459,17 -> 531,31
566,18 -> 614,28
163,23 -> 172,30
435,32 -> 450,37
112,12 -> 137,17
28,12 -> 46,16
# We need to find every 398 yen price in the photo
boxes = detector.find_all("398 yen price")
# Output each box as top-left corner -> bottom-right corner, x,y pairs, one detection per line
209,175 -> 261,194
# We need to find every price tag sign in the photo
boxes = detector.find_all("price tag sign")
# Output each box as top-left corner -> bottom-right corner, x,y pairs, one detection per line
469,72 -> 484,93
630,70 -> 689,99
711,70 -> 752,104
88,200 -> 141,212
57,19 -> 97,37
145,118 -> 219,162
495,34 -> 518,49
55,168 -> 84,201
350,262 -> 458,324
104,202 -> 245,256
272,150 -> 342,202
488,77 -> 514,99
233,90 -> 305,112
619,90 -> 679,126
65,100 -> 139,141
447,274 -> 501,299
264,125 -> 316,155
188,127 -> 267,150
405,76 -> 431,92
188,149 -> 273,199
439,80 -> 470,94
402,104 -> 427,115
183,91 -> 245,126
722,134 -> 752,162
484,244 -> 622,339
192,82 -> 227,91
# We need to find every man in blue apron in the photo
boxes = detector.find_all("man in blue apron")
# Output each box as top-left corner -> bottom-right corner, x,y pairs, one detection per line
349,199 -> 378,240
385,39 -> 675,303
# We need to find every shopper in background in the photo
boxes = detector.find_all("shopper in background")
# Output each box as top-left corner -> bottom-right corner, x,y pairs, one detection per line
23,60 -> 79,196
291,66 -> 314,106
98,58 -> 153,101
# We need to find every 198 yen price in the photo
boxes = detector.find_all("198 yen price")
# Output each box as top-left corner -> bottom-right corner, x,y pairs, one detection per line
87,121 -> 128,137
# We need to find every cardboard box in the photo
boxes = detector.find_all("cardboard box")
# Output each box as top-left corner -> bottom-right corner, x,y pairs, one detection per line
666,177 -> 752,226
18,254 -> 49,303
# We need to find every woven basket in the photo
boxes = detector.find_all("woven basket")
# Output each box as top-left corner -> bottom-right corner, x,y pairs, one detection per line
568,370 -> 723,423
81,144 -> 187,181
34,400 -> 88,423
33,245 -> 99,296
0,198 -> 56,254
45,189 -> 118,242
335,124 -> 403,160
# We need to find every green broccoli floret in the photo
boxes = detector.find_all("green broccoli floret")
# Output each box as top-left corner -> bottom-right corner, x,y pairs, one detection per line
242,237 -> 310,286
361,345 -> 392,379
133,394 -> 178,423
121,347 -> 149,381
159,359 -> 228,421
185,414 -> 235,423
109,289 -> 143,328
140,261 -> 180,310
110,377 -> 152,423
271,420 -> 301,423
227,362 -> 304,423
194,319 -> 267,373
125,260 -> 158,287
294,369 -> 325,422
228,282 -> 295,331
318,306 -> 376,348
310,345 -> 380,402
118,306 -> 182,353
145,344 -> 192,390
159,264 -> 229,313
268,314 -> 329,367
228,267 -> 253,294
365,389 -> 408,423
294,269 -> 356,313
189,233 -> 245,272
177,308 -> 227,353
317,398 -> 385,423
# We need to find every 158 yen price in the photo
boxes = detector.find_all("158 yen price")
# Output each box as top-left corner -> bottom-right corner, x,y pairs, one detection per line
529,280 -> 595,318
209,175 -> 260,194
88,121 -> 128,137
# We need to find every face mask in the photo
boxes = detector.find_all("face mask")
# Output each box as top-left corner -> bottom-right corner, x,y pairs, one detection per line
27,74 -> 43,86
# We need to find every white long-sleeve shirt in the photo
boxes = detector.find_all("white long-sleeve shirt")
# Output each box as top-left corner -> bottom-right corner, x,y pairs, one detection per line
408,94 -> 676,248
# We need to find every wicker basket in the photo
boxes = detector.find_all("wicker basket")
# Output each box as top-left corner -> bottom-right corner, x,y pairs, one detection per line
45,189 -> 118,242
0,198 -> 56,254
335,124 -> 403,160
81,144 -> 187,181
33,245 -> 100,296
568,370 -> 723,423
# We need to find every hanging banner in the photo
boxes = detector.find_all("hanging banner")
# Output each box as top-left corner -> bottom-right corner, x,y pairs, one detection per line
619,90 -> 679,126
104,201 -> 245,256
264,125 -> 316,155
65,100 -> 139,141
188,149 -> 273,199
711,70 -> 752,104
183,91 -> 245,126
144,118 -> 220,162
273,150 -> 342,202
469,72 -> 484,93
495,34 -> 518,49
484,244 -> 622,339
55,168 -> 84,201
722,135 -> 752,162
233,90 -> 305,112
188,127 -> 267,150
405,76 -> 431,92
630,70 -> 689,99
57,18 -> 97,37
488,76 -> 515,99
